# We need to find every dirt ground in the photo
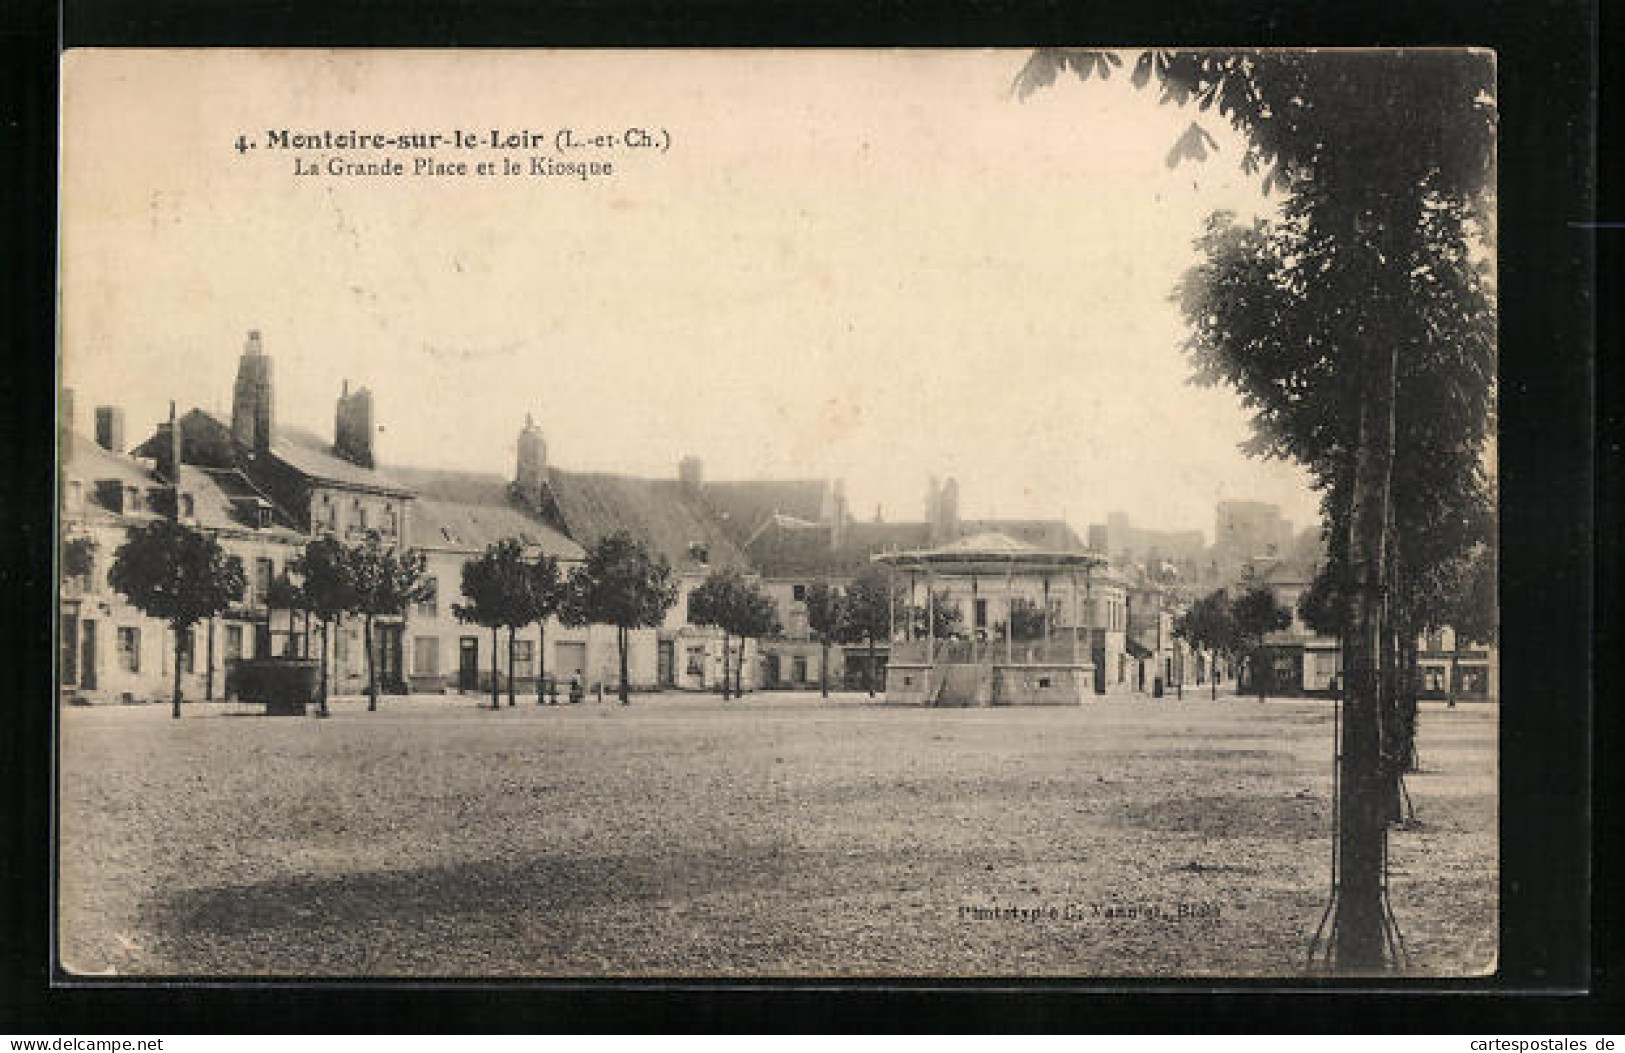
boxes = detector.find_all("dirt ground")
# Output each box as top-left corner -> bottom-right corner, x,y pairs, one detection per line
56,692 -> 1497,978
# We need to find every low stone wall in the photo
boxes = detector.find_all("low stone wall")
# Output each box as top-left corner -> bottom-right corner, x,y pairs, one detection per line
992,664 -> 1092,705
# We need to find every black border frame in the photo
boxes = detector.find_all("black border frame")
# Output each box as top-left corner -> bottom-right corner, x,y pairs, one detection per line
2,0 -> 1610,1033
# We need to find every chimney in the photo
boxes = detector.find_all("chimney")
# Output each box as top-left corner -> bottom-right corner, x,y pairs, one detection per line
679,455 -> 703,490
924,476 -> 942,543
231,329 -> 274,456
94,405 -> 125,453
334,382 -> 376,469
827,479 -> 850,551
516,412 -> 548,509
59,388 -> 74,461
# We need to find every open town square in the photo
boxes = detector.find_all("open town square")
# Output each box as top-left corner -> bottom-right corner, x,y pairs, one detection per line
58,691 -> 1496,978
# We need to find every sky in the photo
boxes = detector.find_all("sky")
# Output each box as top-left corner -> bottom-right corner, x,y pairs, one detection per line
60,49 -> 1323,543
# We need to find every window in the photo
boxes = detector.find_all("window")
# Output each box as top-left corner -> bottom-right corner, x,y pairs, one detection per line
412,636 -> 439,676
383,505 -> 398,535
225,625 -> 244,661
356,504 -> 369,531
686,646 -> 705,676
512,640 -> 535,678
417,577 -> 439,618
180,628 -> 196,673
254,558 -> 274,602
792,656 -> 807,682
326,499 -> 339,530
792,584 -> 807,601
974,598 -> 988,628
117,627 -> 140,672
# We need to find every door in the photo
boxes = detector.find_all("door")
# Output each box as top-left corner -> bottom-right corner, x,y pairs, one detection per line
657,641 -> 675,688
766,653 -> 781,688
458,636 -> 479,690
377,624 -> 404,692
80,620 -> 97,691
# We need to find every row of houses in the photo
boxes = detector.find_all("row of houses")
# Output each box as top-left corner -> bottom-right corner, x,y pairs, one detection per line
62,331 -> 1487,706
63,332 -> 1220,706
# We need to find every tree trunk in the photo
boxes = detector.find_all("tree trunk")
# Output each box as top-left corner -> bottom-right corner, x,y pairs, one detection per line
319,619 -> 331,717
364,613 -> 378,711
490,627 -> 500,710
205,616 -> 216,701
1334,333 -> 1399,973
1400,638 -> 1420,774
537,623 -> 548,704
820,639 -> 830,698
735,637 -> 748,698
618,626 -> 630,704
171,624 -> 185,719
507,626 -> 517,706
1212,651 -> 1218,700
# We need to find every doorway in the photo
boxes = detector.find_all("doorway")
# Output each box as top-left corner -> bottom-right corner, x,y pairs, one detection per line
377,624 -> 404,692
458,636 -> 479,691
657,640 -> 675,688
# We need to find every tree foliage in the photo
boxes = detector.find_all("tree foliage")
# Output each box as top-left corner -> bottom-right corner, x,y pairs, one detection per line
109,520 -> 246,717
568,530 -> 677,704
689,568 -> 783,698
804,581 -> 845,698
840,566 -> 899,698
456,538 -> 539,709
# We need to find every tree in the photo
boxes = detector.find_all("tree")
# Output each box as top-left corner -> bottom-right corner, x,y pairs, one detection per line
454,538 -> 535,710
1017,47 -> 1495,971
569,530 -> 677,704
1002,597 -> 1049,643
688,569 -> 743,699
1230,586 -> 1292,703
804,582 -> 845,698
348,530 -> 432,711
293,536 -> 358,718
527,554 -> 568,704
1174,589 -> 1237,700
840,566 -> 898,698
908,588 -> 963,641
689,568 -> 784,699
108,520 -> 246,719
727,584 -> 782,698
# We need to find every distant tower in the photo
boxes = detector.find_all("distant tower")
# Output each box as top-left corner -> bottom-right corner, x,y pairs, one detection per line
679,455 -> 703,491
939,477 -> 960,541
516,413 -> 548,509
334,380 -> 376,469
231,329 -> 274,456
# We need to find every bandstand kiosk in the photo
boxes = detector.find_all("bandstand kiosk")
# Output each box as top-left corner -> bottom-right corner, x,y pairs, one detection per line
873,532 -> 1105,706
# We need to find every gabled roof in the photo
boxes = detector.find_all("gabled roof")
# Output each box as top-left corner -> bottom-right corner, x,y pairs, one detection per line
544,470 -> 749,574
269,424 -> 414,496
180,465 -> 303,539
386,465 -> 583,558
700,479 -> 829,547
62,432 -> 153,490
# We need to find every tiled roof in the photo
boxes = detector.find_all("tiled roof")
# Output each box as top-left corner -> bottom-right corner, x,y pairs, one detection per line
543,470 -> 750,574
62,433 -> 153,490
745,519 -> 933,578
700,479 -> 829,546
269,425 -> 414,495
180,465 -> 303,538
387,465 -> 583,558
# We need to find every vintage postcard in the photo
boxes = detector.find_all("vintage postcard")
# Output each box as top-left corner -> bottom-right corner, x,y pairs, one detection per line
56,49 -> 1497,979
